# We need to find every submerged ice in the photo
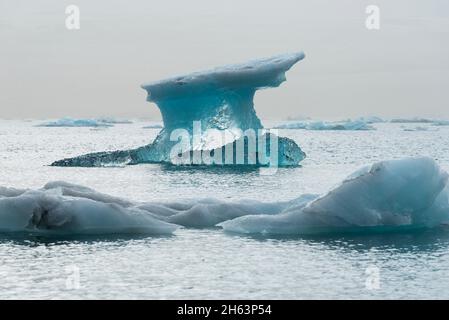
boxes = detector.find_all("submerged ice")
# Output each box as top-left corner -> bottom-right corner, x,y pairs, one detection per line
51,53 -> 306,167
2,157 -> 449,236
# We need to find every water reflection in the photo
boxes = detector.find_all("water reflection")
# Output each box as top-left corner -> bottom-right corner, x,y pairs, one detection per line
0,232 -> 173,247
229,227 -> 449,254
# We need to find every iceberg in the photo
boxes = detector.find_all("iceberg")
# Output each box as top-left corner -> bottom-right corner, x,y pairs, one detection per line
390,117 -> 435,124
95,117 -> 133,124
220,157 -> 449,235
142,123 -> 163,129
391,118 -> 449,127
37,118 -> 113,128
274,119 -> 375,131
355,116 -> 384,124
432,120 -> 449,126
403,126 -> 435,132
51,53 -> 306,167
0,181 -> 291,234
1,158 -> 448,237
0,182 -> 178,235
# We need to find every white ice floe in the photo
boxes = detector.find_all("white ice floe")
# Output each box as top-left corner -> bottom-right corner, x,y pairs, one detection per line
0,182 -> 178,235
219,157 -> 449,235
36,118 -> 113,128
274,119 -> 375,131
2,158 -> 449,236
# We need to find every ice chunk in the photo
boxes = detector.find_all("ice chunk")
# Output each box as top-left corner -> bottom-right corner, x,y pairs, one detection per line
0,182 -> 178,236
390,117 -> 435,124
95,117 -> 133,124
37,118 -> 113,128
219,157 -> 449,235
2,158 -> 448,237
136,198 -> 307,228
275,119 -> 375,131
432,120 -> 449,126
403,126 -> 435,132
51,53 -> 306,167
142,123 -> 163,129
355,116 -> 384,124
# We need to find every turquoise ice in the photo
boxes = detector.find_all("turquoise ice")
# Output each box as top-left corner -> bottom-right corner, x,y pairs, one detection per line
51,53 -> 306,167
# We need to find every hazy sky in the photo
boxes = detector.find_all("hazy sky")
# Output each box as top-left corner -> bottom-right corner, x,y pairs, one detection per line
1,0 -> 448,120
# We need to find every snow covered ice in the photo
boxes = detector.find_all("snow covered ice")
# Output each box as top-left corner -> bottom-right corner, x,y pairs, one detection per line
51,53 -> 306,167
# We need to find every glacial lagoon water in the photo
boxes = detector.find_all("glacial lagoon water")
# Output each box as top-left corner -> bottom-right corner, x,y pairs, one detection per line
1,120 -> 449,299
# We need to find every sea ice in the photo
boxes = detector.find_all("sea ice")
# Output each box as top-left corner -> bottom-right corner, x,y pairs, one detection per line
0,182 -> 178,235
274,119 -> 375,131
37,118 -> 113,128
219,157 -> 449,235
390,117 -> 435,124
51,53 -> 306,167
95,117 -> 133,124
1,158 -> 448,236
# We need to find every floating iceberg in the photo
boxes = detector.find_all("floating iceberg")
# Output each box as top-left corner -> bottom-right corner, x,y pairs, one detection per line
432,120 -> 449,126
0,182 -> 178,235
37,118 -> 113,128
355,116 -> 384,124
390,117 -> 435,124
220,157 -> 449,235
142,123 -> 163,129
403,126 -> 435,132
0,181 -> 288,234
51,53 -> 306,167
2,158 -> 448,236
95,117 -> 133,124
274,119 -> 375,131
391,118 -> 449,127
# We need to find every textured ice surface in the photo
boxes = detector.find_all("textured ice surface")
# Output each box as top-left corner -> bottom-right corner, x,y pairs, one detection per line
37,117 -> 133,127
275,119 -> 375,131
0,182 -> 178,235
391,117 -> 436,124
0,181 -> 288,233
220,157 -> 449,235
355,116 -> 384,124
3,158 -> 449,237
51,53 -> 306,167
37,118 -> 113,128
142,123 -> 163,129
95,117 -> 133,124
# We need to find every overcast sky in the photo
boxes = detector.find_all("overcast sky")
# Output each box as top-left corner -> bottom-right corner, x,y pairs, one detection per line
1,0 -> 448,120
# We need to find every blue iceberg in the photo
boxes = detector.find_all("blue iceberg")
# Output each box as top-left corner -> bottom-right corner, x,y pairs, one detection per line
51,53 -> 306,167
95,117 -> 133,124
37,118 -> 113,128
274,119 -> 375,131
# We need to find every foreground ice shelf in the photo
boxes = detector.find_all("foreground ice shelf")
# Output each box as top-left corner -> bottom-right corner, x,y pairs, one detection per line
51,52 -> 306,167
1,157 -> 448,236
